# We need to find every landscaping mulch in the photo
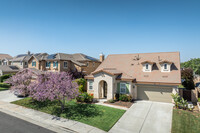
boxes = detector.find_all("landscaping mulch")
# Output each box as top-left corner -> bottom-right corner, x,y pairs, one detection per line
104,101 -> 134,108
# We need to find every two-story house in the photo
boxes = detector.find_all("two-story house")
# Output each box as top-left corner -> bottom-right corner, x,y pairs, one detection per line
85,52 -> 181,103
0,54 -> 12,65
28,53 -> 102,75
10,51 -> 47,69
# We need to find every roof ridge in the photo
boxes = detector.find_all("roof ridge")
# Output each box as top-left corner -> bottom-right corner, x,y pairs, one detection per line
108,51 -> 180,56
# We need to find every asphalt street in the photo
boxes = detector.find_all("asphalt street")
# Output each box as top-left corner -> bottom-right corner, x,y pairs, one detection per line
0,111 -> 55,133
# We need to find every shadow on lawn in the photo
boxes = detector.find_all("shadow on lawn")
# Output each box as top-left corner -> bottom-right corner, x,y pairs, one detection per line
52,102 -> 103,120
28,99 -> 103,120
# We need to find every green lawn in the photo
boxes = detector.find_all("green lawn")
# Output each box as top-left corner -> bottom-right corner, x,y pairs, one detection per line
0,87 -> 9,91
172,109 -> 200,133
12,97 -> 125,131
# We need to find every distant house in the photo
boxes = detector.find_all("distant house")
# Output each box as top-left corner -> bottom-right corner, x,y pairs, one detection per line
10,51 -> 47,69
85,52 -> 181,103
28,53 -> 102,75
0,65 -> 19,76
0,54 -> 12,65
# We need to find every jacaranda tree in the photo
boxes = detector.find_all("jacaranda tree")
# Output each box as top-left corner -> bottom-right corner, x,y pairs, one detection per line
6,68 -> 34,96
29,72 -> 79,111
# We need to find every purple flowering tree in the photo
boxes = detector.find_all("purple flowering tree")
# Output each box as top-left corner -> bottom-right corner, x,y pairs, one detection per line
6,69 -> 34,96
29,72 -> 79,111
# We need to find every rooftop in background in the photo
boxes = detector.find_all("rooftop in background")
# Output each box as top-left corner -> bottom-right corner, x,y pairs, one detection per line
0,65 -> 19,72
0,54 -> 12,60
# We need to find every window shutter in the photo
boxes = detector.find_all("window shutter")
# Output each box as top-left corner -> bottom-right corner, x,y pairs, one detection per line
126,83 -> 130,94
56,62 -> 58,67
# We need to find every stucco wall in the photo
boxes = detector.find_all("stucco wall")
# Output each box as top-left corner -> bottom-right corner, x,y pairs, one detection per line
92,72 -> 115,100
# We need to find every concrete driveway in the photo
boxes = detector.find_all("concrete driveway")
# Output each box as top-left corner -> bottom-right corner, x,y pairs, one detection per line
109,101 -> 173,133
0,90 -> 23,102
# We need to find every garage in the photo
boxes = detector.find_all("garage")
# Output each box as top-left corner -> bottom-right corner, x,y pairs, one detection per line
137,85 -> 173,103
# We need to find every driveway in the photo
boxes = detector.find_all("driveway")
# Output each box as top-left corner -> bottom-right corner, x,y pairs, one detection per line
109,101 -> 173,133
0,90 -> 23,102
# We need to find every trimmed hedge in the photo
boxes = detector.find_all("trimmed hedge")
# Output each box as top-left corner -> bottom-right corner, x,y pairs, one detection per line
0,83 -> 10,88
0,74 -> 12,82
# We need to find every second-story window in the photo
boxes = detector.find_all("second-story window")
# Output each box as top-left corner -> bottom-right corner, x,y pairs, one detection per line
145,64 -> 149,70
46,62 -> 51,68
164,63 -> 168,70
32,61 -> 36,67
64,61 -> 68,68
53,61 -> 58,68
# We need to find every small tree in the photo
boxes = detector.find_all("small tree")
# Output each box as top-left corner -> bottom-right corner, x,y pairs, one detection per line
75,78 -> 86,93
5,69 -> 34,96
181,68 -> 195,90
29,72 -> 79,111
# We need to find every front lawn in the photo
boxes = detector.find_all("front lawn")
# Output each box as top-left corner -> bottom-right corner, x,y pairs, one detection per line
12,97 -> 125,131
172,109 -> 200,133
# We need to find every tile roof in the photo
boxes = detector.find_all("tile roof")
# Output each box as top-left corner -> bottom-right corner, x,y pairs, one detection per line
87,52 -> 181,84
0,65 -> 19,72
0,54 -> 12,60
43,53 -> 100,66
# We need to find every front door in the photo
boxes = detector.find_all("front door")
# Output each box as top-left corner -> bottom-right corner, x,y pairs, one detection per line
103,81 -> 107,98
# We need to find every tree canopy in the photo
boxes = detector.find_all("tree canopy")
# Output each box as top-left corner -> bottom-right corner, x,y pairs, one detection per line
181,58 -> 200,75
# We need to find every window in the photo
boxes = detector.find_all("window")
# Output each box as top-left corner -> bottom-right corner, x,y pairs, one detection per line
32,61 -> 36,67
24,62 -> 27,66
145,64 -> 149,70
53,61 -> 58,68
164,63 -> 167,70
89,81 -> 93,90
120,83 -> 126,94
46,62 -> 51,68
93,62 -> 95,67
64,61 -> 68,68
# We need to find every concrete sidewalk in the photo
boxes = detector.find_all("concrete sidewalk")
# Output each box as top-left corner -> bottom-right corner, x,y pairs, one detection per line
0,101 -> 105,133
0,90 -> 23,102
109,101 -> 173,133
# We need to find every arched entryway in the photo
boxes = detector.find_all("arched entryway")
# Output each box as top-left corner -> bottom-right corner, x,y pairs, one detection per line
99,80 -> 108,98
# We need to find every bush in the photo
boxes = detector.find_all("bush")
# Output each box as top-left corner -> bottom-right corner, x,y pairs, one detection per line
0,83 -> 10,88
119,94 -> 129,102
0,74 -> 12,82
108,99 -> 115,103
75,78 -> 86,93
115,93 -> 119,100
77,92 -> 93,103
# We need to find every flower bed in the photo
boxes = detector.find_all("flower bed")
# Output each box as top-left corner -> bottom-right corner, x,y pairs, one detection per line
104,100 -> 133,108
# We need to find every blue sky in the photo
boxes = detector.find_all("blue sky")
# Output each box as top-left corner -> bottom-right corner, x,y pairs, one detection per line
0,0 -> 199,62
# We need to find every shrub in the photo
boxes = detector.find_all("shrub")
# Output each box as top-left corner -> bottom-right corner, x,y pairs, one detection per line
115,93 -> 119,100
119,94 -> 129,102
108,99 -> 115,103
77,92 -> 93,103
0,83 -> 10,88
0,74 -> 12,82
171,93 -> 182,108
75,78 -> 86,93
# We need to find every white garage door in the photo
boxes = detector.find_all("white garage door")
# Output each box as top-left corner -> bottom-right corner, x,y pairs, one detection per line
137,86 -> 173,103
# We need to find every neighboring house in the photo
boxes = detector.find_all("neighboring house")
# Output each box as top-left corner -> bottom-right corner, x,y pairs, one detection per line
10,51 -> 46,69
85,52 -> 181,103
28,53 -> 102,75
0,65 -> 19,76
0,54 -> 12,65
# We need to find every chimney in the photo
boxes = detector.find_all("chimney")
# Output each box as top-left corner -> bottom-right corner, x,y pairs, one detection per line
27,51 -> 31,55
99,53 -> 105,62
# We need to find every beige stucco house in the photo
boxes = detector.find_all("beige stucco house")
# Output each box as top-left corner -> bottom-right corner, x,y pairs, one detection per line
28,53 -> 101,75
0,54 -> 12,66
85,52 -> 181,103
